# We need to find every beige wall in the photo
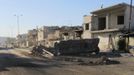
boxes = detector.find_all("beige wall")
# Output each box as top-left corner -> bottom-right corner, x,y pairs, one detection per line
129,37 -> 134,46
38,29 -> 44,41
92,32 -> 119,52
83,15 -> 91,31
82,31 -> 92,39
83,15 -> 91,23
82,15 -> 92,39
108,10 -> 125,29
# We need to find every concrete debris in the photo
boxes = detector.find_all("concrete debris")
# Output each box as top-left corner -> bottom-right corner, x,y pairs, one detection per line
120,53 -> 133,57
42,49 -> 54,59
31,45 -> 54,59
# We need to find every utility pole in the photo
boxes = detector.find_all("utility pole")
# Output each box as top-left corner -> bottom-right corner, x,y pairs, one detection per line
127,0 -> 133,52
14,14 -> 23,35
129,0 -> 133,32
36,26 -> 39,45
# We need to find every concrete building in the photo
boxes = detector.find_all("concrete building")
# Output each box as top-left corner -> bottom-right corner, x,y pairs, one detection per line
37,26 -> 60,46
82,3 -> 134,52
61,26 -> 83,40
37,26 -> 83,47
17,34 -> 28,48
27,29 -> 37,47
46,30 -> 61,47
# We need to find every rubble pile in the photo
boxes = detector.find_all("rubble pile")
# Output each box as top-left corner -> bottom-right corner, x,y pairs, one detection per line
31,45 -> 54,59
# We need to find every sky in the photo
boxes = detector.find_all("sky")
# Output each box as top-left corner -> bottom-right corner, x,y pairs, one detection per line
0,0 -> 132,37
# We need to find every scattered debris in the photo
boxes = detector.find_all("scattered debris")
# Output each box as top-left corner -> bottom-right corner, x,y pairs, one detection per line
79,56 -> 120,65
55,56 -> 120,66
120,53 -> 133,57
30,45 -> 54,59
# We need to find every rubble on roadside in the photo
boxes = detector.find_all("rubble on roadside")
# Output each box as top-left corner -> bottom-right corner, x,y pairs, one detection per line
55,56 -> 120,66
79,56 -> 120,65
120,53 -> 133,57
30,45 -> 54,59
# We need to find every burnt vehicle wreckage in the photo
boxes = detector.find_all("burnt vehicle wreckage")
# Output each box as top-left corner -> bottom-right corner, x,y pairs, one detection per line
31,38 -> 100,56
54,38 -> 100,55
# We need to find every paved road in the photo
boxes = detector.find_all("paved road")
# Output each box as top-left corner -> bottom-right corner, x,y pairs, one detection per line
0,49 -> 134,75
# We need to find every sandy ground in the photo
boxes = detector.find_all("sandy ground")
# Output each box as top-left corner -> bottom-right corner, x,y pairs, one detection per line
0,48 -> 134,75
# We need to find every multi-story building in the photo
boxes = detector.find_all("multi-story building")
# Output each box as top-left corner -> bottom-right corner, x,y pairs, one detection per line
82,3 -> 134,52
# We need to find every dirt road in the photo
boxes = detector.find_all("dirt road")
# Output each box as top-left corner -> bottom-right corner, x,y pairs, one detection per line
0,48 -> 134,75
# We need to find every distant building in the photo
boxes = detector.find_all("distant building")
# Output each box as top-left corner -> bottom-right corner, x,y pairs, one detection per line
27,29 -> 37,47
6,37 -> 16,48
17,34 -> 28,48
46,29 -> 62,47
36,26 -> 83,47
60,26 -> 83,40
37,26 -> 60,46
82,3 -> 134,52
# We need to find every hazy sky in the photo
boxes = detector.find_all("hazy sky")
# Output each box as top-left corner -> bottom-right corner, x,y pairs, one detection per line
0,0 -> 132,37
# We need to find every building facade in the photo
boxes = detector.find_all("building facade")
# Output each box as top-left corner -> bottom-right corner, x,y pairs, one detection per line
37,26 -> 60,47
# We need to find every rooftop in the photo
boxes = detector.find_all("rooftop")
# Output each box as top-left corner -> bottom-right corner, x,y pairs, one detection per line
91,3 -> 133,14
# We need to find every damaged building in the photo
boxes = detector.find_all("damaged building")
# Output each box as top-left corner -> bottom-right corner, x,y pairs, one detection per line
17,34 -> 28,48
82,3 -> 134,52
27,29 -> 38,47
37,26 -> 60,47
36,26 -> 83,48
61,26 -> 83,40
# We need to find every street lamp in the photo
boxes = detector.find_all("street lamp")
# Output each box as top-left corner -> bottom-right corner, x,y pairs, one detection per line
14,14 -> 23,35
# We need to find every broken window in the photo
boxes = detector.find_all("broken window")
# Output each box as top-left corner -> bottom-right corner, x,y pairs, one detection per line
98,17 -> 106,30
63,33 -> 68,36
85,23 -> 89,30
117,15 -> 124,25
